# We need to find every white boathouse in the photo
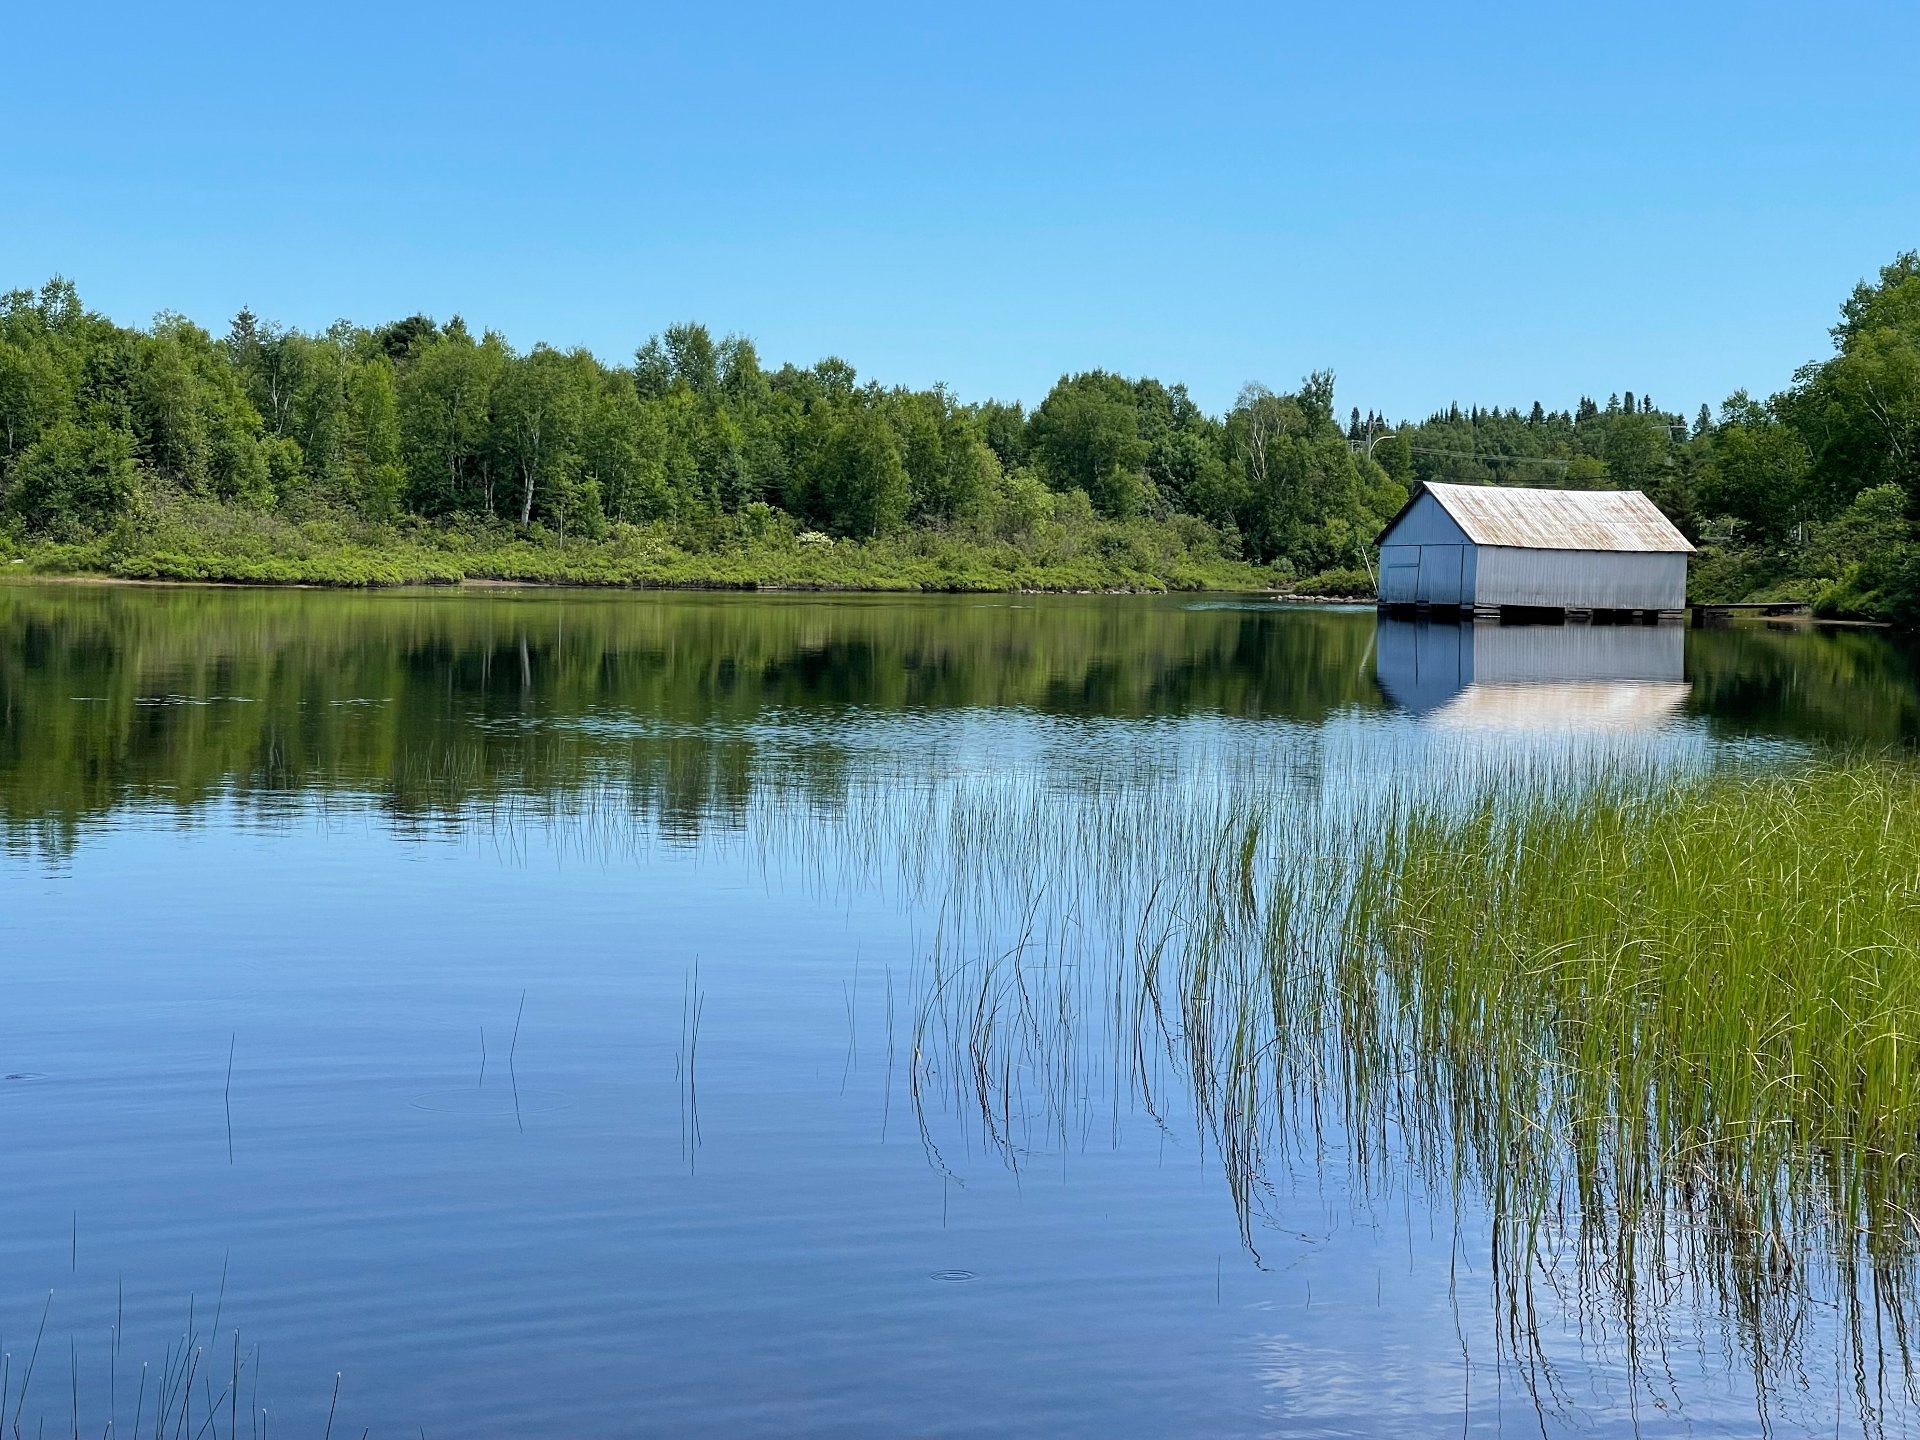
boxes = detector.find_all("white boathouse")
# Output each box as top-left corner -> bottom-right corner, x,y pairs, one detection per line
1375,482 -> 1693,619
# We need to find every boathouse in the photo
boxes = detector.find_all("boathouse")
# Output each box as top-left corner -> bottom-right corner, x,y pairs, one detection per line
1374,482 -> 1693,620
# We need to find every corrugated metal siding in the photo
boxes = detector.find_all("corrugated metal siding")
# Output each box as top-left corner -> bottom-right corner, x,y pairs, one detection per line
1421,483 -> 1694,554
1379,546 -> 1420,602
1380,490 -> 1471,546
1420,545 -> 1465,603
1469,622 -> 1683,683
1380,543 -> 1467,603
1472,547 -> 1687,610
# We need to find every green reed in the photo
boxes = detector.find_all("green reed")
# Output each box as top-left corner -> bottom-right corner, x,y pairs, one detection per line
1334,760 -> 1920,1382
794,750 -> 1920,1419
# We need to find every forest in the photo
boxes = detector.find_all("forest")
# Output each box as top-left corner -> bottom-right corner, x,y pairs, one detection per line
1,252 -> 1917,615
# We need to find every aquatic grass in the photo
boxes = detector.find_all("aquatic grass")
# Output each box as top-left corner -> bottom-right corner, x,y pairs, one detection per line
0,1279 -> 289,1440
1333,760 -> 1920,1388
816,749 -> 1920,1421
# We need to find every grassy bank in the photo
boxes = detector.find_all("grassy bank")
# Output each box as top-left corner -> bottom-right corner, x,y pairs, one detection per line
0,496 -> 1273,593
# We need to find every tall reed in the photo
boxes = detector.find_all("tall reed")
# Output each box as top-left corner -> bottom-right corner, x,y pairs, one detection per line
1333,760 -> 1920,1397
850,752 -> 1920,1421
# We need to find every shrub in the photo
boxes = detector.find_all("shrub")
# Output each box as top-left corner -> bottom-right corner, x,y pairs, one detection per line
1291,565 -> 1374,598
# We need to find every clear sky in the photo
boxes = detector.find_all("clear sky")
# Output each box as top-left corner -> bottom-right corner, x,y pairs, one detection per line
4,1 -> 1916,421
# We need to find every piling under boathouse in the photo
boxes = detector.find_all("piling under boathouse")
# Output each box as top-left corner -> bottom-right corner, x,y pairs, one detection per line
1374,481 -> 1693,621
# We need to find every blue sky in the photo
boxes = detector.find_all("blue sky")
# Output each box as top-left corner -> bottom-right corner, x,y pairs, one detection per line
4,1 -> 1916,420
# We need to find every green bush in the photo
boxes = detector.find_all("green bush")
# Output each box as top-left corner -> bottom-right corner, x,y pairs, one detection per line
4,497 -> 1268,594
6,418 -> 136,536
1291,565 -> 1375,598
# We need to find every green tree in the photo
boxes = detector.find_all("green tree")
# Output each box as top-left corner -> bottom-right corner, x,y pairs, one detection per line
1833,251 -> 1920,347
493,346 -> 587,526
132,316 -> 272,503
991,465 -> 1054,539
582,386 -> 669,524
1371,431 -> 1413,485
1029,372 -> 1148,518
1224,380 -> 1362,565
6,414 -> 135,533
664,322 -> 720,396
399,322 -> 505,516
344,357 -> 405,519
1700,394 -> 1811,545
1148,427 -> 1229,519
977,399 -> 1027,471
1564,454 -> 1611,487
1601,412 -> 1669,491
816,407 -> 908,538
0,338 -> 66,471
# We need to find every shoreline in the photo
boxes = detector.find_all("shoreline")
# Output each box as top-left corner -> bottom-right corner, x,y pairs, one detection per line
3,567 -> 1326,600
7,571 -> 1890,624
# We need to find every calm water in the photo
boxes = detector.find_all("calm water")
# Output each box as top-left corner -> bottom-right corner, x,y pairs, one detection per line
2,582 -> 1918,1438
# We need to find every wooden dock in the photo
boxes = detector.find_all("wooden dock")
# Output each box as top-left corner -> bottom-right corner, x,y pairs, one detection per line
1689,601 -> 1811,625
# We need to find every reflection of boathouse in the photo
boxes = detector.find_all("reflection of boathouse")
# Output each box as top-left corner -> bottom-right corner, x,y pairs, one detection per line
1375,619 -> 1690,731
1375,482 -> 1692,621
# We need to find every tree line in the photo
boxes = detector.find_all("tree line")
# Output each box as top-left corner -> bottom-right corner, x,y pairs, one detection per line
0,282 -> 1401,577
2,252 -> 1917,615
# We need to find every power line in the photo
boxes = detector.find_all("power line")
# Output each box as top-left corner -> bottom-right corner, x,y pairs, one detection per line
1402,445 -> 1575,468
1392,428 -> 1687,468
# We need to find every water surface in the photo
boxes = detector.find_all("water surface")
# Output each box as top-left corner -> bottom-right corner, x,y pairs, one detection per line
2,583 -> 1917,1437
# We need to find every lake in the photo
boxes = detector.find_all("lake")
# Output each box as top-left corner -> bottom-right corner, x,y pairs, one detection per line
2,582 -> 1918,1438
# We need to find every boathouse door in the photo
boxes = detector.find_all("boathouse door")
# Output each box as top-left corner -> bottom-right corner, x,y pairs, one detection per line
1416,544 -> 1466,606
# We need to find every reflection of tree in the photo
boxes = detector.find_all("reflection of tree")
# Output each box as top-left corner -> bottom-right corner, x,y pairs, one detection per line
1687,623 -> 1920,745
0,588 -> 1384,850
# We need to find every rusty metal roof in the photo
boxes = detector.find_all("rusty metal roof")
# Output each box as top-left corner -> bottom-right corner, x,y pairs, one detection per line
1388,482 -> 1696,553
